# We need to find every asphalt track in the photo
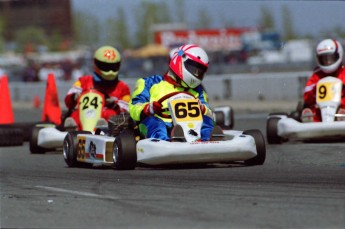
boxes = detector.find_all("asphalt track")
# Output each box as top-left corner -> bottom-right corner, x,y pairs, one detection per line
1,104 -> 345,229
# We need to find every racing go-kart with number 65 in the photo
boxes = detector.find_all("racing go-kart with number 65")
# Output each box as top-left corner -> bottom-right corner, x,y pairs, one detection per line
63,92 -> 266,169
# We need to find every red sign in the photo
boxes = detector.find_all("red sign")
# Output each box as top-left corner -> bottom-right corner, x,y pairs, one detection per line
154,28 -> 258,51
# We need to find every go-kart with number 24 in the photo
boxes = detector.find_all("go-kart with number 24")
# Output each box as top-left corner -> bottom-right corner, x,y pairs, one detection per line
30,89 -> 106,154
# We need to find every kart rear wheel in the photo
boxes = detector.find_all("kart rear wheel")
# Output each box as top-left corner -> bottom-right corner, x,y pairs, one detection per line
113,129 -> 137,170
243,129 -> 266,166
266,117 -> 283,144
63,131 -> 91,167
30,126 -> 48,154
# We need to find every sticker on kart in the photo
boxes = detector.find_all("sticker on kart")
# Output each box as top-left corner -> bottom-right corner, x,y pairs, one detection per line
79,90 -> 104,131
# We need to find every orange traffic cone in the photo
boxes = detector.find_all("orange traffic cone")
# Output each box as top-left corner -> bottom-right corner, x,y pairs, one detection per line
42,73 -> 62,125
0,75 -> 14,124
33,95 -> 40,109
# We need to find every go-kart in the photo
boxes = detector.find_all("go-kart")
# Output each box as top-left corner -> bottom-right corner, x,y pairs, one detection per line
267,76 -> 345,144
63,92 -> 266,169
29,89 -> 106,154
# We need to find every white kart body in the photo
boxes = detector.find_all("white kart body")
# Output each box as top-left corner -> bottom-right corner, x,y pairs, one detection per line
67,93 -> 264,168
135,93 -> 258,165
37,127 -> 67,148
74,130 -> 257,166
268,76 -> 345,141
136,130 -> 257,165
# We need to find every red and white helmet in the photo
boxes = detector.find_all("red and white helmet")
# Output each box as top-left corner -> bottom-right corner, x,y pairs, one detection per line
169,44 -> 209,88
316,39 -> 344,74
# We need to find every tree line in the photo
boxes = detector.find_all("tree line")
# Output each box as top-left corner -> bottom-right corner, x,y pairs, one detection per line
0,1 -> 345,53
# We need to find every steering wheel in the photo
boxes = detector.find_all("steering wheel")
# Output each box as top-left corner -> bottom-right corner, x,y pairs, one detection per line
155,91 -> 196,119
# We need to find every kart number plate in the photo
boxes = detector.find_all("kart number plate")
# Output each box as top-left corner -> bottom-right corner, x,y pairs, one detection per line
170,99 -> 202,122
317,81 -> 342,103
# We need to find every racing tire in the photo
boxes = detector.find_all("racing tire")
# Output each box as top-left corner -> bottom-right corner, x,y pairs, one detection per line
63,131 -> 78,167
113,129 -> 137,170
0,122 -> 39,142
266,117 -> 283,144
243,129 -> 266,166
63,131 -> 91,167
30,126 -> 48,154
0,127 -> 24,146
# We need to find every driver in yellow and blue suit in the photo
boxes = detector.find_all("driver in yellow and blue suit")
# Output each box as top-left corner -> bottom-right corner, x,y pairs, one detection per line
129,44 -> 215,141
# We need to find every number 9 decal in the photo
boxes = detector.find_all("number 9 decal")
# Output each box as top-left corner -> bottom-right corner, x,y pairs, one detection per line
318,85 -> 327,99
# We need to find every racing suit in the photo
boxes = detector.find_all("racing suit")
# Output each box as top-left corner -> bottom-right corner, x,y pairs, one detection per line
303,66 -> 345,121
129,74 -> 214,141
65,73 -> 130,129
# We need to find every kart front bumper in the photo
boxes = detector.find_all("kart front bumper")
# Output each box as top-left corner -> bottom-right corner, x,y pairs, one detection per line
136,131 -> 257,165
38,127 -> 67,149
277,117 -> 345,139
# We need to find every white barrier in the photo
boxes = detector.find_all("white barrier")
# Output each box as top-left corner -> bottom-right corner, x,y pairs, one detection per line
9,71 -> 311,104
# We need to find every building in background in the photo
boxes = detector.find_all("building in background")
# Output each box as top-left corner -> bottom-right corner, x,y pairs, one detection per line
0,0 -> 72,42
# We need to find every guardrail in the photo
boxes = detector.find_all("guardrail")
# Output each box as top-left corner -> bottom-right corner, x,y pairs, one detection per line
8,71 -> 311,103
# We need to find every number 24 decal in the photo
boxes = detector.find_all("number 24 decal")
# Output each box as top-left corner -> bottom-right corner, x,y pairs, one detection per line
81,96 -> 99,110
174,101 -> 200,118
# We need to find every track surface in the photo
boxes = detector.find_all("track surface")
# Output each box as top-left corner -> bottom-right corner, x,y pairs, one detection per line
1,109 -> 345,228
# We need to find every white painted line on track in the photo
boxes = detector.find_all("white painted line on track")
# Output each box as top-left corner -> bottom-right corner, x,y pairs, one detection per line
35,185 -> 119,200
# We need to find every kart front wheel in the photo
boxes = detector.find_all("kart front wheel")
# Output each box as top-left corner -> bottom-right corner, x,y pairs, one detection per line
243,129 -> 266,166
63,131 -> 79,167
266,117 -> 283,144
63,131 -> 91,167
30,126 -> 48,154
113,129 -> 137,170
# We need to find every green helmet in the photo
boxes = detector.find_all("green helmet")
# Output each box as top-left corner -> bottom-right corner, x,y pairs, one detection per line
93,46 -> 121,81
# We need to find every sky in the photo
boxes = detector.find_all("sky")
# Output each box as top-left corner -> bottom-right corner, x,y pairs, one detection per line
71,0 -> 345,39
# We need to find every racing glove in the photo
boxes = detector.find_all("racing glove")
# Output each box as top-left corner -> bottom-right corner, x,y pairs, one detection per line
198,99 -> 207,115
106,96 -> 119,109
143,101 -> 162,116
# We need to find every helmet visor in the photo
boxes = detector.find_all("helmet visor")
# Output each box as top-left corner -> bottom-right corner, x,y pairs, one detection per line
317,53 -> 339,66
184,59 -> 208,81
94,58 -> 121,72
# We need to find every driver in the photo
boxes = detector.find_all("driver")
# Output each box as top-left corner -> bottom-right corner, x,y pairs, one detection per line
129,44 -> 218,141
302,38 -> 345,122
64,45 -> 131,129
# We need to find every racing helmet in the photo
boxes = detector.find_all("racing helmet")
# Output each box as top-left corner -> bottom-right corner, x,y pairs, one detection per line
316,39 -> 344,74
93,46 -> 121,81
169,44 -> 209,88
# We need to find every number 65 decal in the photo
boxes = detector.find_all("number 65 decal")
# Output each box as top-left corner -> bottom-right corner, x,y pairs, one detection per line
174,101 -> 200,118
171,99 -> 203,122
